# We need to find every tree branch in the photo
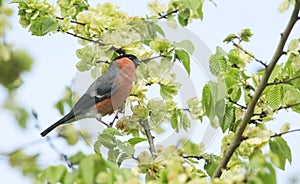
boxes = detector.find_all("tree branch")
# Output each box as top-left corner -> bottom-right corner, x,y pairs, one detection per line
139,119 -> 156,156
65,31 -> 124,54
232,41 -> 267,67
212,1 -> 300,178
267,75 -> 300,86
32,110 -> 73,168
228,97 -> 247,109
158,9 -> 179,19
140,55 -> 167,63
56,17 -> 86,26
274,102 -> 300,112
271,128 -> 300,138
181,155 -> 204,160
65,31 -> 104,46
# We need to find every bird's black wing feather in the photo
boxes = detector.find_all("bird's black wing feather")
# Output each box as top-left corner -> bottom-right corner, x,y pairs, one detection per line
73,62 -> 119,113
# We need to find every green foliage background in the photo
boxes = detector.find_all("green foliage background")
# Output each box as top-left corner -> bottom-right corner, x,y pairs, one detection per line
1,0 -> 300,183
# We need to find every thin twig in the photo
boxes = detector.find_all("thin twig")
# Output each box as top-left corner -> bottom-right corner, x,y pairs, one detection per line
271,128 -> 300,138
56,17 -> 86,26
141,55 -> 166,63
213,1 -> 300,178
65,31 -> 123,54
267,75 -> 300,86
158,9 -> 179,19
182,108 -> 190,112
228,97 -> 247,109
32,110 -> 73,168
8,138 -> 58,152
274,102 -> 300,112
139,119 -> 156,156
65,31 -> 105,46
232,41 -> 267,68
96,117 -> 110,127
181,155 -> 204,160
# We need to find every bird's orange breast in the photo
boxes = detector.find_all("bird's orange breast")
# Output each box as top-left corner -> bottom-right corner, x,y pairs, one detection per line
96,58 -> 136,115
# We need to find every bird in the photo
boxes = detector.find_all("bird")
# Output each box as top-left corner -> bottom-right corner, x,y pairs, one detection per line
40,54 -> 141,137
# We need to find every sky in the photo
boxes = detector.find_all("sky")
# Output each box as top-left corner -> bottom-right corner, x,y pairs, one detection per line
0,0 -> 300,183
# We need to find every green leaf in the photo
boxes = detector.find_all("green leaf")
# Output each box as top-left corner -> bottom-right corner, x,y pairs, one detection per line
44,165 -> 67,184
69,151 -> 86,165
282,84 -> 300,113
132,104 -> 149,119
223,70 -> 239,90
239,28 -> 253,42
288,39 -> 300,55
159,83 -> 179,99
94,140 -> 101,154
249,153 -> 276,184
250,162 -> 277,184
117,153 -> 128,166
91,65 -> 101,79
95,172 -> 112,184
60,125 -> 79,146
180,139 -> 204,156
269,137 -> 292,170
103,128 -> 122,136
147,0 -> 167,15
108,149 -> 120,163
204,155 -> 220,177
175,49 -> 190,75
182,0 -> 203,19
220,105 -> 235,133
195,1 -> 203,19
153,24 -> 165,37
29,16 -> 59,36
64,169 -> 79,184
97,134 -> 116,149
176,39 -> 195,54
171,109 -> 179,133
179,110 -> 190,131
170,109 -> 190,132
178,8 -> 190,26
209,46 -> 227,76
9,149 -> 39,175
128,137 -> 148,145
228,85 -> 242,102
228,49 -> 246,68
187,97 -> 203,120
117,141 -> 134,156
265,85 -> 281,110
148,99 -> 166,126
279,123 -> 290,133
214,99 -> 225,125
54,100 -> 65,115
202,84 -> 211,116
9,0 -> 25,4
150,38 -> 172,54
278,0 -> 290,13
15,107 -> 29,128
223,33 -> 238,43
269,64 -> 282,82
79,156 -> 95,184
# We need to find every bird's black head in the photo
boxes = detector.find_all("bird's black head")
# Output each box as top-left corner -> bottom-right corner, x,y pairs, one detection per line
114,54 -> 141,68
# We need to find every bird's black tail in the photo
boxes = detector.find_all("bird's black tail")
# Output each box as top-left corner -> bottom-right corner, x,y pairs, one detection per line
40,110 -> 75,137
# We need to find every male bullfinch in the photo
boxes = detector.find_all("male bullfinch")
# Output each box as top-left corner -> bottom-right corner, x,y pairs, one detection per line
40,54 -> 140,137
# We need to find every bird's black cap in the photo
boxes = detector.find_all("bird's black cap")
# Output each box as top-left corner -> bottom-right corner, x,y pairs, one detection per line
114,54 -> 140,68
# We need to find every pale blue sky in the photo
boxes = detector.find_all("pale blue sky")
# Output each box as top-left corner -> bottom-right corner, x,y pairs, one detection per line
1,0 -> 299,183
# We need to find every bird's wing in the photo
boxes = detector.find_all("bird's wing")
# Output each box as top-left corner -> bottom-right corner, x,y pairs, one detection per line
73,63 -> 120,113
